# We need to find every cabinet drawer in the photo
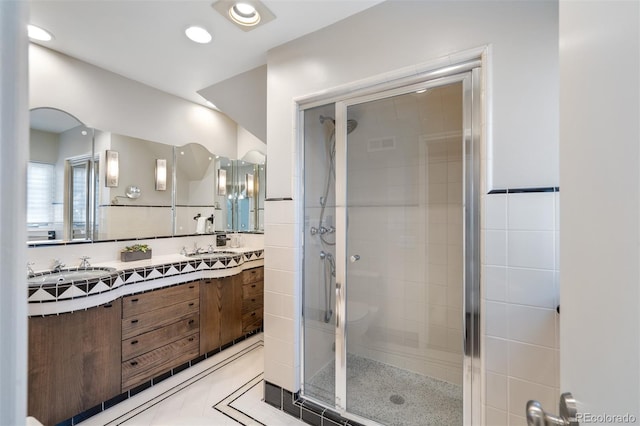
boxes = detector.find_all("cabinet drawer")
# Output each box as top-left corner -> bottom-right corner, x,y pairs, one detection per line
242,293 -> 263,314
122,281 -> 199,318
122,298 -> 199,340
122,314 -> 199,361
242,308 -> 263,333
121,333 -> 199,391
241,267 -> 263,284
242,281 -> 263,298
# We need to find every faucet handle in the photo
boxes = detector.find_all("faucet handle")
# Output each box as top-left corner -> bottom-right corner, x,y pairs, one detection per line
27,262 -> 35,275
79,256 -> 91,268
180,246 -> 188,256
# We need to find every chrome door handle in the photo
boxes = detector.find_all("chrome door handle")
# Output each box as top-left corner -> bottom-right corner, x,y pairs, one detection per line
349,255 -> 360,263
526,393 -> 578,426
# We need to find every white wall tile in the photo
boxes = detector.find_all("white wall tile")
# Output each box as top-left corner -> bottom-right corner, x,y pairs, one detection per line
507,231 -> 554,270
485,266 -> 507,302
486,407 -> 509,426
485,230 -> 507,266
507,192 -> 555,231
507,268 -> 556,309
507,305 -> 556,348
264,246 -> 295,272
508,341 -> 557,386
486,301 -> 508,338
485,194 -> 507,230
486,372 -> 508,411
486,337 -> 508,374
264,268 -> 294,295
264,223 -> 295,248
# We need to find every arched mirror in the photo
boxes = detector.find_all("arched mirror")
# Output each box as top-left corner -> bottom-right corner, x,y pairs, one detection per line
28,108 -> 94,243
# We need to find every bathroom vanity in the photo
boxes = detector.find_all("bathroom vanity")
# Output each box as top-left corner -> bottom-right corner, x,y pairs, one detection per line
27,249 -> 264,426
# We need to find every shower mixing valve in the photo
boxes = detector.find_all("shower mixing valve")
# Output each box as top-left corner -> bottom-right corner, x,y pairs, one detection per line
310,225 -> 335,235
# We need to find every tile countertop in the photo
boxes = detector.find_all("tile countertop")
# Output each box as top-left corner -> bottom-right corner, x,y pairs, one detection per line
27,247 -> 264,317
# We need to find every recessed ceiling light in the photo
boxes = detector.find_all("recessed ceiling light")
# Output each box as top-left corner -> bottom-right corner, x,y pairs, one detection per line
185,26 -> 212,44
212,0 -> 275,32
28,24 -> 53,41
229,3 -> 260,26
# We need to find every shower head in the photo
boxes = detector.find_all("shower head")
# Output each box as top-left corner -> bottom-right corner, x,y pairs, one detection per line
319,115 -> 358,134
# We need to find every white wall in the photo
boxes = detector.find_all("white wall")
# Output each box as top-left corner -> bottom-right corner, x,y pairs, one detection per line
0,1 -> 29,424
29,44 -> 238,158
559,0 -> 640,421
264,1 -> 559,424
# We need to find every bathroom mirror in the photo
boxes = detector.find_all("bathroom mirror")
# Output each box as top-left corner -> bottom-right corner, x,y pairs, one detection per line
94,133 -> 174,240
28,108 -> 94,243
174,143 -> 230,236
235,150 -> 266,232
28,108 -> 264,244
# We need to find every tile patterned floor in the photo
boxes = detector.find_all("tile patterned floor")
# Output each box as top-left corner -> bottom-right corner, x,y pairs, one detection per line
82,334 -> 305,426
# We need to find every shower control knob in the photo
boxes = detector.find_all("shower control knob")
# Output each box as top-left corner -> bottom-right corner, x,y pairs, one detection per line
350,255 -> 360,263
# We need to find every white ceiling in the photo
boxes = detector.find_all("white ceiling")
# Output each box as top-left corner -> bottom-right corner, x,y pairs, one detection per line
28,0 -> 385,107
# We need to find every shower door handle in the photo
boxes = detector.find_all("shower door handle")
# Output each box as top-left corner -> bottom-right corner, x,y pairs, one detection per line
335,282 -> 342,328
526,393 -> 578,425
350,255 -> 360,263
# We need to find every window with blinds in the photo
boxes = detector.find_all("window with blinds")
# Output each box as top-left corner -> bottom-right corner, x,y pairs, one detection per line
27,162 -> 55,224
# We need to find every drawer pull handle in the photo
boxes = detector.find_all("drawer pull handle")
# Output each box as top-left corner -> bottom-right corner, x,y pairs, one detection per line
251,298 -> 256,302
131,319 -> 139,324
189,303 -> 194,307
131,340 -> 138,345
188,320 -> 195,325
251,312 -> 256,316
131,298 -> 139,303
188,337 -> 194,342
104,304 -> 112,308
130,361 -> 138,366
251,284 -> 256,288
189,285 -> 195,289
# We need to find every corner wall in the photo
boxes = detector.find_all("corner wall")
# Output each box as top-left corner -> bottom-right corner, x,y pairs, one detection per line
264,1 -> 559,424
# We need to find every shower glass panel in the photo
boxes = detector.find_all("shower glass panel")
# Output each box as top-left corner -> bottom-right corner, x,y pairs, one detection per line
342,83 -> 465,425
302,104 -> 339,407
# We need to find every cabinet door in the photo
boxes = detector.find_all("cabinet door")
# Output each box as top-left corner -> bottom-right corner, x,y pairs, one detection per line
219,274 -> 242,346
200,275 -> 242,354
28,302 -> 121,426
200,277 -> 222,354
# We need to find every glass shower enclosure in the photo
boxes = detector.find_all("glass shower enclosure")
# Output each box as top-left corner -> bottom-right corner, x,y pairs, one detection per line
301,67 -> 480,426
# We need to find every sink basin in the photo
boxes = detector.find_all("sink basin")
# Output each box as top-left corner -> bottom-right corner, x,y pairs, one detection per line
28,267 -> 117,286
184,251 -> 238,259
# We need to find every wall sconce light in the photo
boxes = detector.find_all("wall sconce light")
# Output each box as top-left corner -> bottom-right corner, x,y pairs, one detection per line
217,169 -> 227,196
105,150 -> 119,187
246,173 -> 254,197
155,159 -> 167,191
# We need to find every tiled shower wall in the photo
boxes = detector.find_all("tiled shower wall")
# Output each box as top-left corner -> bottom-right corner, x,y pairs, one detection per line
483,190 -> 560,425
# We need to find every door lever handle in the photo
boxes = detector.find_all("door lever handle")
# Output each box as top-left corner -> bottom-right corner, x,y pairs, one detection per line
350,255 -> 360,263
526,393 -> 578,426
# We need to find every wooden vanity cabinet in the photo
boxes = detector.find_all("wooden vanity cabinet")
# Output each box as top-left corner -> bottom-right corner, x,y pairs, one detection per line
121,281 -> 200,392
200,275 -> 242,354
28,302 -> 121,426
241,267 -> 264,333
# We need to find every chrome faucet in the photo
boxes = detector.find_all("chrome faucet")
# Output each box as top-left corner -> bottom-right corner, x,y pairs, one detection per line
207,244 -> 215,253
79,256 -> 91,268
27,262 -> 35,276
193,242 -> 203,254
180,246 -> 188,256
51,259 -> 65,273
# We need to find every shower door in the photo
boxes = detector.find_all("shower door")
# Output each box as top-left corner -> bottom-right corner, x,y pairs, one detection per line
302,67 -> 480,426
